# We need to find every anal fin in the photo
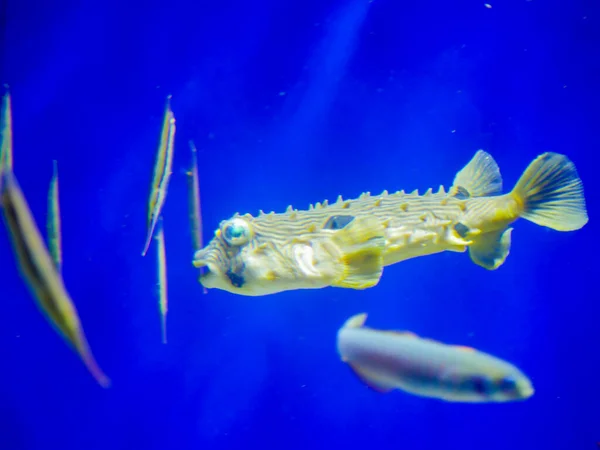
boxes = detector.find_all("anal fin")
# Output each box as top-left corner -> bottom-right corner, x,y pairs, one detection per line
468,227 -> 513,270
348,363 -> 395,393
330,216 -> 385,289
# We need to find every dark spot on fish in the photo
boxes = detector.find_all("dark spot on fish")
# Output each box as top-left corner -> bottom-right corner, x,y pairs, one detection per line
498,376 -> 517,392
226,269 -> 245,288
471,376 -> 488,395
453,186 -> 470,200
454,222 -> 470,238
323,215 -> 355,230
226,259 -> 246,288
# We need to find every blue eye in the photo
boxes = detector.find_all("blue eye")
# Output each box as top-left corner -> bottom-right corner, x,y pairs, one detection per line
222,218 -> 252,246
226,225 -> 244,239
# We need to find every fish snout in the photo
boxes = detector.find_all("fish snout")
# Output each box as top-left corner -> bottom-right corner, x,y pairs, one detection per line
516,378 -> 535,399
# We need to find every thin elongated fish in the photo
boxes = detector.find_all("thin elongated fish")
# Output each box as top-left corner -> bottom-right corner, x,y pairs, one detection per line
141,96 -> 176,256
0,170 -> 111,388
47,160 -> 62,273
337,313 -> 534,402
155,217 -> 168,344
1,89 -> 14,172
193,150 -> 588,296
187,141 -> 207,294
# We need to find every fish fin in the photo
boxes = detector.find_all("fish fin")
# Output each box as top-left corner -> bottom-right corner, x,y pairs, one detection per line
468,227 -> 513,270
341,313 -> 367,329
331,216 -> 385,290
451,150 -> 503,198
348,363 -> 395,393
511,152 -> 588,231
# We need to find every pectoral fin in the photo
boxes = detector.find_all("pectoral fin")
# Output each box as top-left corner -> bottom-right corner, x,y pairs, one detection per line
468,227 -> 513,270
348,363 -> 395,393
330,216 -> 385,289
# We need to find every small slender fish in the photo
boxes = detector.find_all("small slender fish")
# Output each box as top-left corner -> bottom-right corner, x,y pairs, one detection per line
187,140 -> 207,294
155,217 -> 168,344
0,170 -> 110,388
1,88 -> 14,172
47,160 -> 62,273
142,96 -> 176,256
337,313 -> 534,403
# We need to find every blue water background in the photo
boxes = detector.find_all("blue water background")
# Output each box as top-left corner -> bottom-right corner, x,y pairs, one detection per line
0,1 -> 598,449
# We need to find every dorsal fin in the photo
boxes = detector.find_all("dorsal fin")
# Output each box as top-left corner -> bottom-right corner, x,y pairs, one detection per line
341,313 -> 367,329
451,150 -> 503,197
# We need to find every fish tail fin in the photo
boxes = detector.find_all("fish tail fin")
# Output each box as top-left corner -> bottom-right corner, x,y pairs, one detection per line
511,152 -> 588,231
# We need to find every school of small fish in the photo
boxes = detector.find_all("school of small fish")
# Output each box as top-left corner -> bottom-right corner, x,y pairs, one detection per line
0,88 -> 590,406
0,89 -> 110,388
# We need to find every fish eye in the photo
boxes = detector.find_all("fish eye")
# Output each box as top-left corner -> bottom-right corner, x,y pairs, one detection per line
221,218 -> 252,247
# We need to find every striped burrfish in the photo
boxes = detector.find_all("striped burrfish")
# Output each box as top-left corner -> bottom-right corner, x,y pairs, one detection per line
193,150 -> 588,296
337,313 -> 534,403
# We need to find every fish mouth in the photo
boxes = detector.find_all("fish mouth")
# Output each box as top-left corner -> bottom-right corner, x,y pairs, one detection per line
519,383 -> 535,399
195,261 -> 220,289
192,248 -> 221,289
